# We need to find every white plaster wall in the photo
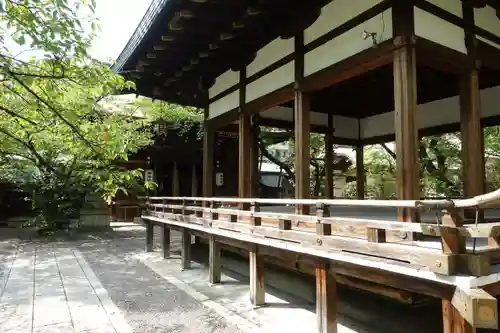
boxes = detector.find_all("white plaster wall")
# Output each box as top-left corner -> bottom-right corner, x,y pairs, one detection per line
209,70 -> 239,99
304,10 -> 392,77
260,107 -> 359,139
360,85 -> 500,139
247,38 -> 294,77
414,8 -> 466,54
246,61 -> 294,103
304,0 -> 384,44
477,35 -> 500,50
425,0 -> 462,17
474,6 -> 500,38
208,90 -> 239,119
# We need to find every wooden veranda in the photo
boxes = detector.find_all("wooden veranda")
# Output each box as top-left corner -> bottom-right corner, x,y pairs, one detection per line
114,0 -> 500,331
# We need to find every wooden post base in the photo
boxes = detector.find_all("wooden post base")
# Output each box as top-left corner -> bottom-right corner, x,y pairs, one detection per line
209,235 -> 221,284
181,228 -> 191,270
443,300 -> 475,333
145,220 -> 154,253
316,263 -> 337,333
162,225 -> 170,259
249,244 -> 265,306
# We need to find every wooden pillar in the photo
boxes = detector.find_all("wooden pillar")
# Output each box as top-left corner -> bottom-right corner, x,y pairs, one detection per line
191,164 -> 198,197
145,220 -> 154,252
393,0 -> 420,223
249,244 -> 265,306
250,120 -> 260,198
316,262 -> 337,333
442,300 -> 475,333
239,113 -> 252,198
203,124 -> 214,198
181,228 -> 191,270
208,234 -> 221,284
294,32 -> 310,214
162,225 -> 170,259
172,162 -> 180,196
355,145 -> 365,200
324,114 -> 334,199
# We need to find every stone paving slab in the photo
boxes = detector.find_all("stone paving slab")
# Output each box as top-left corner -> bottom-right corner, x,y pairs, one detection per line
0,242 -> 132,333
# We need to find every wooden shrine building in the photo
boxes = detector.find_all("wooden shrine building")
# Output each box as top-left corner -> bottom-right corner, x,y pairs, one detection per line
114,0 -> 500,332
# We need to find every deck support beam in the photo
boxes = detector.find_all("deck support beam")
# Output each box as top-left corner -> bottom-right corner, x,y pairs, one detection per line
249,244 -> 265,306
209,235 -> 221,284
324,114 -> 334,199
316,263 -> 337,333
162,225 -> 170,259
181,228 -> 191,270
393,1 -> 419,225
145,220 -> 154,252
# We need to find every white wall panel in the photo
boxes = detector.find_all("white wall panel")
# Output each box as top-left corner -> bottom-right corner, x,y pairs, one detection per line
304,10 -> 392,77
209,70 -> 239,99
425,0 -> 462,17
475,6 -> 500,38
415,8 -> 466,54
477,35 -> 500,50
360,85 -> 500,139
247,38 -> 294,77
208,90 -> 239,119
246,61 -> 294,103
260,107 -> 359,139
304,0 -> 384,44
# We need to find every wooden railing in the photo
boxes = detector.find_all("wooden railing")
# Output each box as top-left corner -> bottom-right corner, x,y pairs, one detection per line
141,189 -> 500,278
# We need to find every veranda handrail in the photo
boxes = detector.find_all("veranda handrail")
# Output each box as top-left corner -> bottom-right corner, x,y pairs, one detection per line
143,188 -> 500,210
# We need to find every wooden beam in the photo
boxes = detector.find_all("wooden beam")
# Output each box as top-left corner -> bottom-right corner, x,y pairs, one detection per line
451,287 -> 498,329
163,225 -> 170,259
325,114 -> 334,199
181,228 -> 191,270
145,220 -> 154,252
442,300 -> 475,333
355,145 -> 365,200
239,113 -> 252,198
316,262 -> 337,333
249,244 -> 265,306
209,234 -> 221,284
393,0 -> 420,225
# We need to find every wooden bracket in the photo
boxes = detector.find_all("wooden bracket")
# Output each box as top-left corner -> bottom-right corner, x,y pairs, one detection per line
452,287 -> 498,329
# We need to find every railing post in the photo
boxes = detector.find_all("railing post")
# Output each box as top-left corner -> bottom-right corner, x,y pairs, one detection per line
250,201 -> 261,226
209,234 -> 221,284
181,228 -> 191,270
316,261 -> 337,333
162,225 -> 170,259
145,219 -> 154,253
316,203 -> 331,236
211,200 -> 219,221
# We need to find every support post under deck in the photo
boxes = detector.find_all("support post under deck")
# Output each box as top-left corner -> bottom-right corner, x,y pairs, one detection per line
249,244 -> 265,306
316,262 -> 337,333
145,220 -> 154,253
181,228 -> 191,270
209,234 -> 221,284
162,225 -> 170,259
442,300 -> 475,333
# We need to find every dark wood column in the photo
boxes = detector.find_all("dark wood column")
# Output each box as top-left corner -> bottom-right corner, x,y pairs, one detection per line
442,300 -> 475,333
316,262 -> 337,333
203,122 -> 214,198
294,32 -> 310,214
250,119 -> 260,198
239,113 -> 252,198
393,0 -> 420,223
355,145 -> 365,200
324,114 -> 334,199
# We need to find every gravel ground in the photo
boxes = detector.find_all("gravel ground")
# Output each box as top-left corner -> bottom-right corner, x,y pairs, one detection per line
76,229 -> 242,333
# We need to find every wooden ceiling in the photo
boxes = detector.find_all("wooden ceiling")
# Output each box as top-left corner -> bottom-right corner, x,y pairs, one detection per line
115,0 -> 500,108
117,0 -> 328,107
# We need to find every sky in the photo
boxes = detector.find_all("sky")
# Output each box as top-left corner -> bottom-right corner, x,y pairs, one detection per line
89,0 -> 153,61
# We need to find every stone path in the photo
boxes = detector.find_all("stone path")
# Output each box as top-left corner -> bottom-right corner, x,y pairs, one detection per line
0,241 -> 131,333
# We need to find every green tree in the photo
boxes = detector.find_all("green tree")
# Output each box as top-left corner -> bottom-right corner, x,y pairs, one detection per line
0,0 -> 158,229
